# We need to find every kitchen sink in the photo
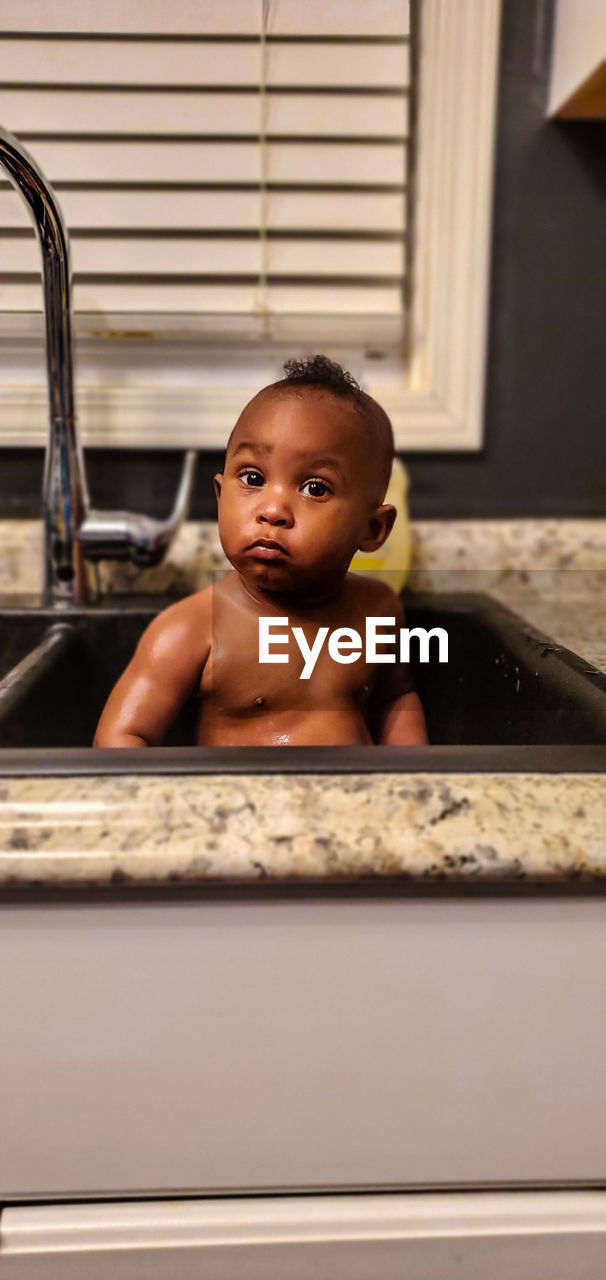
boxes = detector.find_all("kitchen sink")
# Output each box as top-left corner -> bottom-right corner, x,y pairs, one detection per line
0,595 -> 199,751
0,591 -> 604,773
0,610 -> 67,684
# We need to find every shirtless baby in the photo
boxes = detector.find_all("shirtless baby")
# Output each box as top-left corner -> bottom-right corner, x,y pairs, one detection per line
94,355 -> 428,747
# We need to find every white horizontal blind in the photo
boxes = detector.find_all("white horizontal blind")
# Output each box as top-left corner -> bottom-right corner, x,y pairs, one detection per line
0,0 -> 410,339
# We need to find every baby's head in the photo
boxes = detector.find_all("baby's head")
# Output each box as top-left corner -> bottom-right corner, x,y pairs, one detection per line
231,355 -> 394,506
215,355 -> 397,597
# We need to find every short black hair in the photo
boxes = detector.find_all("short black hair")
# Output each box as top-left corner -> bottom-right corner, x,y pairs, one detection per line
282,353 -> 361,394
278,354 -> 395,502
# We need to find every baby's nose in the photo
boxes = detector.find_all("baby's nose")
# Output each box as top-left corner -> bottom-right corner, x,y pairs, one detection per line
257,487 -> 294,526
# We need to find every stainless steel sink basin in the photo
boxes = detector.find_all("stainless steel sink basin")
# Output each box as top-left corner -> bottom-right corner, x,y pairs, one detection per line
0,592 -> 604,773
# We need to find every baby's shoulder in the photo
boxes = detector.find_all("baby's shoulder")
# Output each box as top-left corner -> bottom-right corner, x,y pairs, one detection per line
135,586 -> 212,665
156,584 -> 212,628
345,572 -> 406,620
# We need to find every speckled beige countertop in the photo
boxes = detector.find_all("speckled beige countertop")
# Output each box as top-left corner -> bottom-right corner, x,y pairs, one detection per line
0,519 -> 604,888
1,771 -> 604,888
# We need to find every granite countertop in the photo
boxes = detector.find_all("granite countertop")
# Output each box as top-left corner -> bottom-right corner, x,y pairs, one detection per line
1,771 -> 604,889
0,519 -> 604,889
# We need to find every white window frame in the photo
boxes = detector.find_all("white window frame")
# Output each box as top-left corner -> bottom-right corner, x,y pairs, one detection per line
0,0 -> 502,453
382,0 -> 502,449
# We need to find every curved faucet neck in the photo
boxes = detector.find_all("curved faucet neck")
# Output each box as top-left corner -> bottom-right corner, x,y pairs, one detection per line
0,126 -> 90,605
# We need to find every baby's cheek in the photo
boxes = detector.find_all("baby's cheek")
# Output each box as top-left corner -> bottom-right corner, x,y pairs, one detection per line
318,513 -> 357,548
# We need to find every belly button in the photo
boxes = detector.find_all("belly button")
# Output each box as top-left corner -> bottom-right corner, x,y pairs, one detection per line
254,695 -> 265,706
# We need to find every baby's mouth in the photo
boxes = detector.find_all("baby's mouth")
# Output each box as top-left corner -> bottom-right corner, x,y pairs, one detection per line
246,538 -> 290,559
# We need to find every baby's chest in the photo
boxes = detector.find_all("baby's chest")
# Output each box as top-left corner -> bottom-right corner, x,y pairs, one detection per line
201,628 -> 374,710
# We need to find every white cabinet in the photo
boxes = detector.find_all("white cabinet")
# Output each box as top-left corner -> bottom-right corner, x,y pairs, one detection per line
1,894 -> 606,1196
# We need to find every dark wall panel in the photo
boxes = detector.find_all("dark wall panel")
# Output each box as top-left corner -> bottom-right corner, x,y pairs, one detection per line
404,0 -> 606,517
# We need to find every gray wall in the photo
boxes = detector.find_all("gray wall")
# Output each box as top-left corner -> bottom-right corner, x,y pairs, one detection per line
1,0 -> 605,520
405,0 -> 606,517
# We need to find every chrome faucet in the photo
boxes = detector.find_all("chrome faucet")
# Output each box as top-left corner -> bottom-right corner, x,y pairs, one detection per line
0,126 -> 196,606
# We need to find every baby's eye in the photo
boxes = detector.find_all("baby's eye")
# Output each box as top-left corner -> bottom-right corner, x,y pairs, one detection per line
301,478 -> 330,498
240,469 -> 264,487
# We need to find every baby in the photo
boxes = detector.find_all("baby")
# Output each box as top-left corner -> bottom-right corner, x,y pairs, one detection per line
94,355 -> 428,747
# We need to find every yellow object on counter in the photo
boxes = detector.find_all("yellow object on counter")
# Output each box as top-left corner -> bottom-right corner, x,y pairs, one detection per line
350,456 -> 412,592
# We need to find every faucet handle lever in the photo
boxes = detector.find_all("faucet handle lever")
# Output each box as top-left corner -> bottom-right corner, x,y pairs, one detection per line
78,450 -> 197,568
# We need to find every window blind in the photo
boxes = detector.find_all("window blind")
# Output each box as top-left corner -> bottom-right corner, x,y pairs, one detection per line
0,0 -> 410,343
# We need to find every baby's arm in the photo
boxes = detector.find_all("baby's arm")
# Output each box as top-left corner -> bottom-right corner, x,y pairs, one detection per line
93,591 -> 211,747
376,689 -> 428,745
367,585 -> 429,746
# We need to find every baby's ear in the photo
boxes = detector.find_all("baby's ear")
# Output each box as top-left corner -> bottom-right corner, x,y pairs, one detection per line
358,503 -> 396,553
213,473 -> 223,503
